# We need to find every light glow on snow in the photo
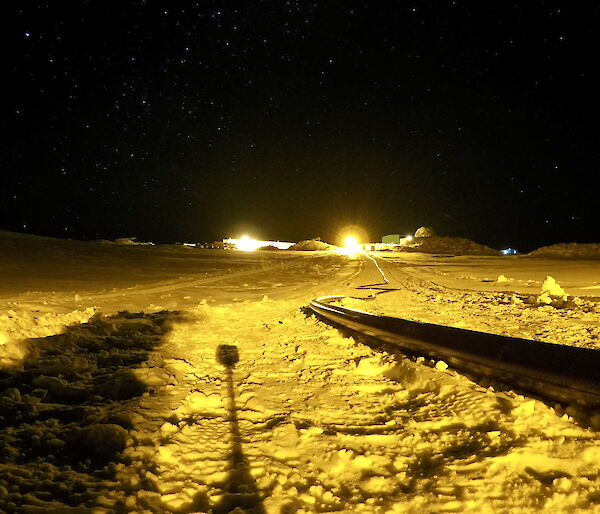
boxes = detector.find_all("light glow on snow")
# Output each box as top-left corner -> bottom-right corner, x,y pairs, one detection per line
235,235 -> 262,252
334,235 -> 364,256
3,231 -> 600,512
344,235 -> 359,250
224,236 -> 295,251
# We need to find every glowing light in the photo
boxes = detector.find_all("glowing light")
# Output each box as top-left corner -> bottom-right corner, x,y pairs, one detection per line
344,236 -> 360,251
234,235 -> 262,252
223,237 -> 294,251
405,235 -> 413,242
334,235 -> 363,256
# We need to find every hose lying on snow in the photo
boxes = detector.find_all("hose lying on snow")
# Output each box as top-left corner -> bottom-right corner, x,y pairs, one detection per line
310,255 -> 600,409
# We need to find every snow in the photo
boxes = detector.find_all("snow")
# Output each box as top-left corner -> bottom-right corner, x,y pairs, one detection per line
1,230 -> 600,512
537,276 -> 569,305
289,239 -> 335,251
530,243 -> 600,259
397,236 -> 500,256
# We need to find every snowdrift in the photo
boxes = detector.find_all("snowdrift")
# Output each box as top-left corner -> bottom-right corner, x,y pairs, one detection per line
529,243 -> 600,259
397,236 -> 500,256
256,244 -> 281,251
289,239 -> 334,251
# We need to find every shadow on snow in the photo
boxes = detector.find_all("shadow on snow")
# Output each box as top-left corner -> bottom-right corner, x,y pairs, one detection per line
0,310 -> 184,512
211,344 -> 265,514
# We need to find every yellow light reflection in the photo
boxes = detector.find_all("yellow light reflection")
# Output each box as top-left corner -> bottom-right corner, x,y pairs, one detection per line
235,235 -> 262,252
344,236 -> 360,252
333,235 -> 363,256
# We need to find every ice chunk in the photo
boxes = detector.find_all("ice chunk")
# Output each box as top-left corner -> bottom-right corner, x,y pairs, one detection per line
359,475 -> 397,494
355,356 -> 394,376
435,360 -> 449,371
174,391 -> 225,419
540,276 -> 568,300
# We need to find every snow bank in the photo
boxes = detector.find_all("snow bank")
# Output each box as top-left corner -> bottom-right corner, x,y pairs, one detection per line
398,236 -> 500,256
113,237 -> 153,246
256,244 -> 281,251
114,237 -> 139,245
0,307 -> 97,368
289,239 -> 335,251
529,242 -> 600,259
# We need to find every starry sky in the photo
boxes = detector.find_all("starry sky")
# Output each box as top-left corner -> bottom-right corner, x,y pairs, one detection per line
5,1 -> 599,250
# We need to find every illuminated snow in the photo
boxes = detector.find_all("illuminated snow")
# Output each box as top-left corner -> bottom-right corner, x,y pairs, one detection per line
1,230 -> 600,512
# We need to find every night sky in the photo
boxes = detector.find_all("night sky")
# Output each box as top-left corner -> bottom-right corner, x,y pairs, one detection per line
5,1 -> 599,251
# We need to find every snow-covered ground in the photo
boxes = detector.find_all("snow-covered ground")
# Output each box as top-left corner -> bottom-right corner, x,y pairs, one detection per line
1,231 -> 600,513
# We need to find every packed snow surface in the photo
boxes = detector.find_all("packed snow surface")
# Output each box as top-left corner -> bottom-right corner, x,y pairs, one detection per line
1,231 -> 600,512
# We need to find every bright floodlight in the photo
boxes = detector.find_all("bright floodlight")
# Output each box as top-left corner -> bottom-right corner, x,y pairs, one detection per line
336,235 -> 362,255
344,235 -> 359,249
236,235 -> 261,251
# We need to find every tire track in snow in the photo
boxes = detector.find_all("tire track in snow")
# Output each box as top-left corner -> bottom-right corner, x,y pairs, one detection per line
84,263 -> 283,300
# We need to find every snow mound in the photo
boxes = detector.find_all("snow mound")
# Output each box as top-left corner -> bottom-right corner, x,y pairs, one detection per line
355,356 -> 395,376
523,275 -> 574,307
541,275 -> 568,299
257,244 -> 281,251
529,243 -> 600,259
289,239 -> 334,251
67,423 -> 132,456
0,307 -> 97,368
398,236 -> 500,256
114,237 -> 139,245
535,275 -> 569,306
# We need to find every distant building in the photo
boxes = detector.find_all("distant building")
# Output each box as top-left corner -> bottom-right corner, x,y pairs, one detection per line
381,234 -> 413,247
501,248 -> 519,255
382,234 -> 401,244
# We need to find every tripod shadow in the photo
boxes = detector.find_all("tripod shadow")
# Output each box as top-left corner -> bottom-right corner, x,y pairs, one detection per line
212,344 -> 265,514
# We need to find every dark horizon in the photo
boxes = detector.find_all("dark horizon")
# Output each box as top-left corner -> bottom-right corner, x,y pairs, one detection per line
5,2 -> 599,252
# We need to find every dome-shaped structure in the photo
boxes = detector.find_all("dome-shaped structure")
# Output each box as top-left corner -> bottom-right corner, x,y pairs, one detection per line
414,226 -> 436,238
